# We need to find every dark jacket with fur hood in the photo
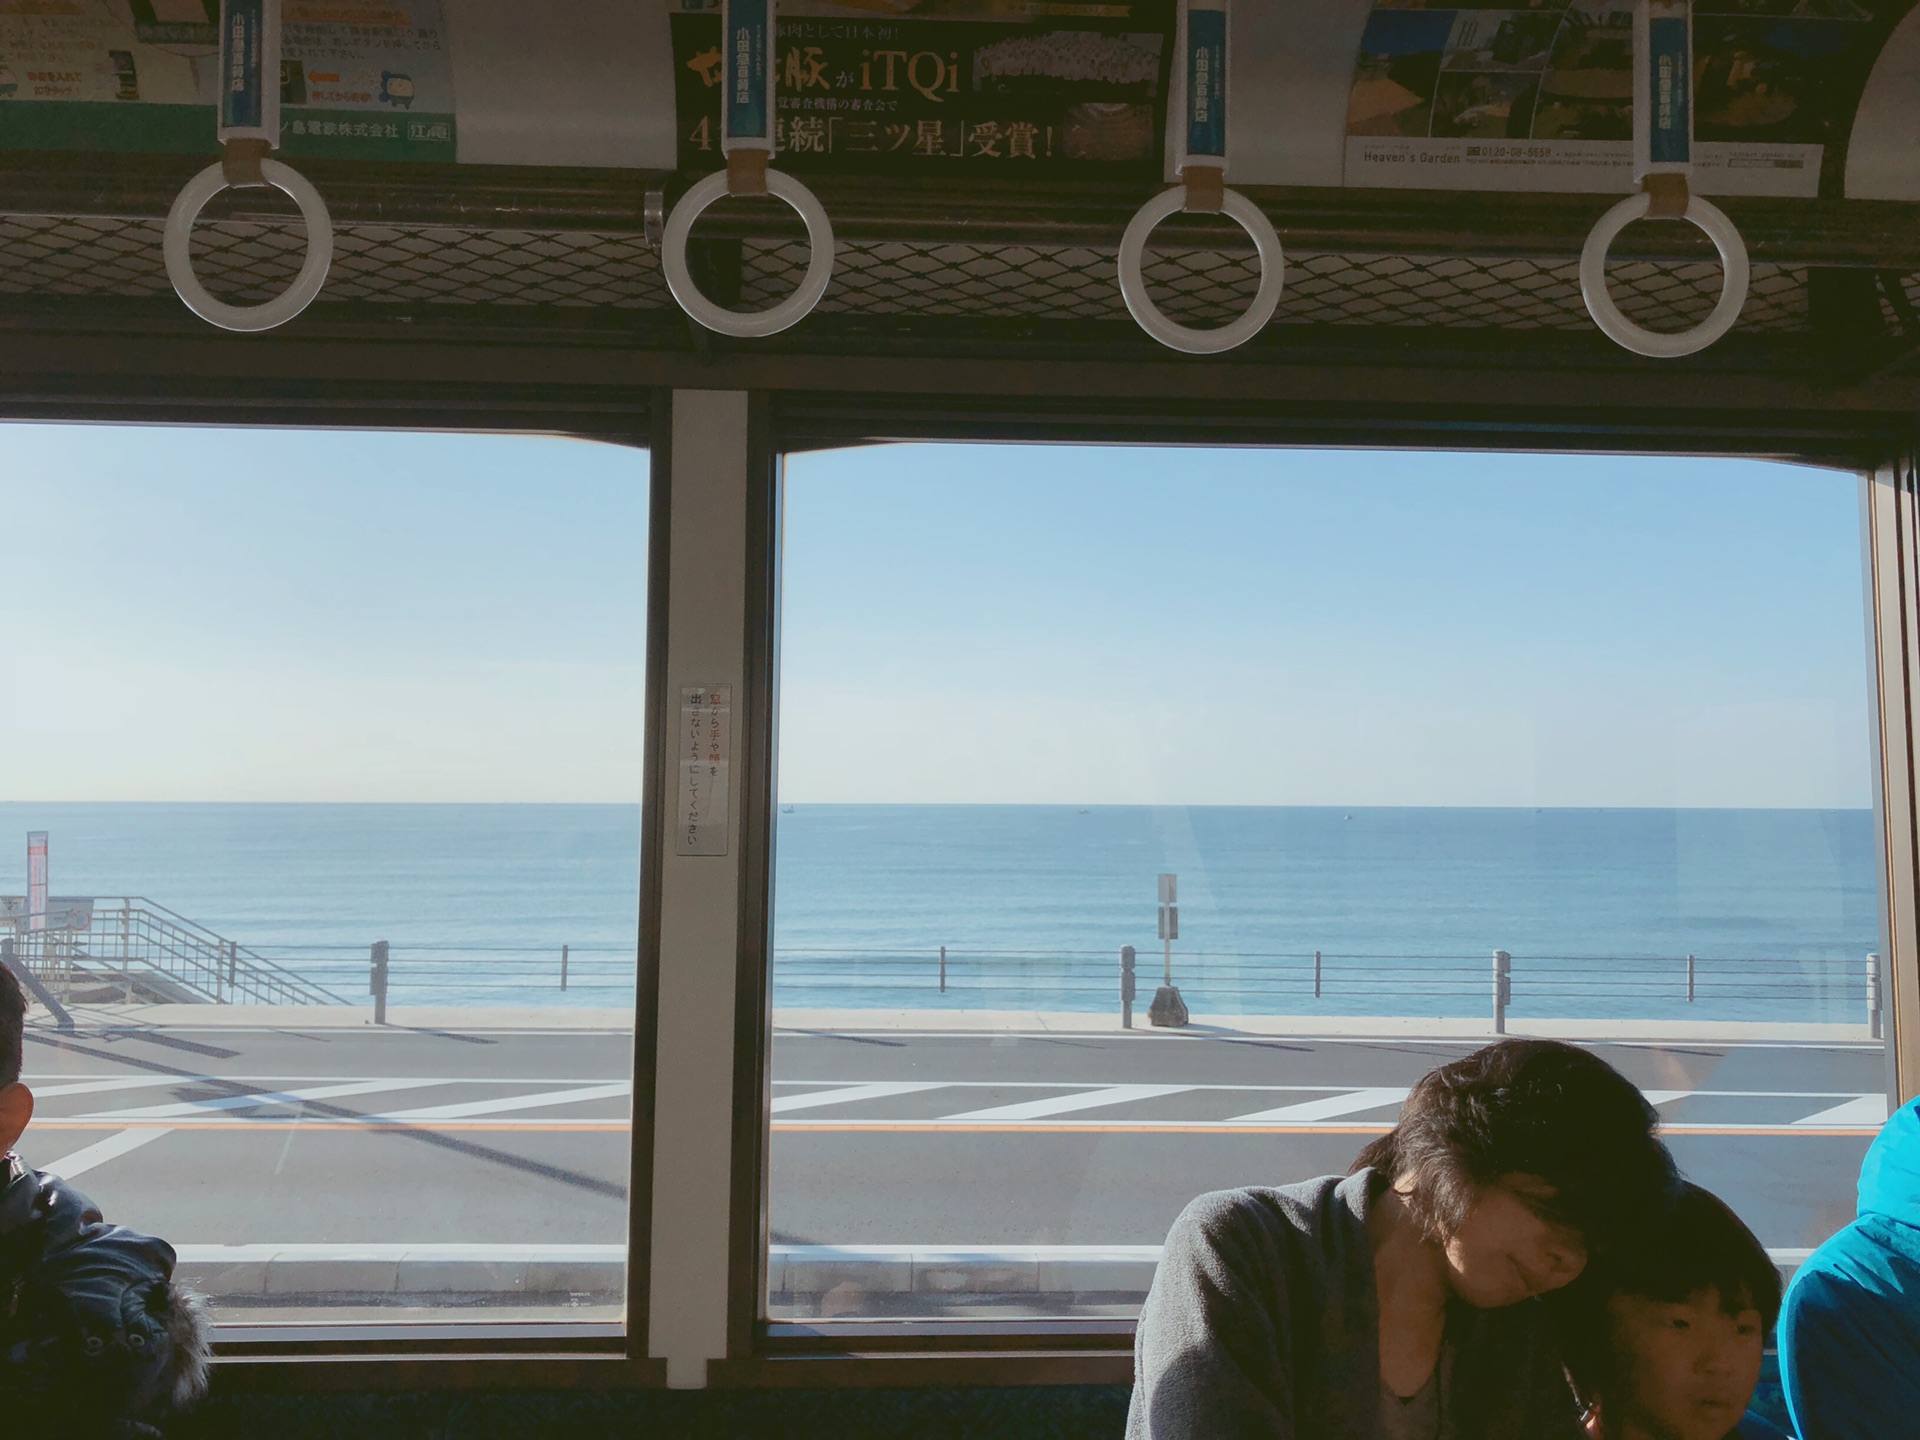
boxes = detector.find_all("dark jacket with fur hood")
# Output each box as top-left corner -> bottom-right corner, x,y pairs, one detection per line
0,1153 -> 209,1437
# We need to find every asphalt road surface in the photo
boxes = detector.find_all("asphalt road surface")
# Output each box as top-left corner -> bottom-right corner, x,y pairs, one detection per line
17,1019 -> 1888,1319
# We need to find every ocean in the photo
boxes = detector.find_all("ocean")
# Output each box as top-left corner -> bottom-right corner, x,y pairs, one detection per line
0,803 -> 1882,1024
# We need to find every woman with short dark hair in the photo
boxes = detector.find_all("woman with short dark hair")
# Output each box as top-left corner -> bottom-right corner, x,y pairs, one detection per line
1127,1038 -> 1676,1440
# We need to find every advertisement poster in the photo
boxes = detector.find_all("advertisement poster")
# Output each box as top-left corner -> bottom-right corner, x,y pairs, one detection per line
1344,0 -> 1894,197
0,0 -> 453,161
671,0 -> 1176,178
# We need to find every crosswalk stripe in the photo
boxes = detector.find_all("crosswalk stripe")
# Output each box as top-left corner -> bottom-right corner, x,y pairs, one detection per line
41,1127 -> 174,1179
1791,1094 -> 1886,1128
85,1078 -> 450,1120
376,1083 -> 631,1121
771,1082 -> 949,1113
942,1084 -> 1193,1122
1221,1087 -> 1410,1126
29,1077 -> 183,1100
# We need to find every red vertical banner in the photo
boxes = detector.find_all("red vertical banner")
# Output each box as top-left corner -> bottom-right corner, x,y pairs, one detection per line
27,831 -> 48,932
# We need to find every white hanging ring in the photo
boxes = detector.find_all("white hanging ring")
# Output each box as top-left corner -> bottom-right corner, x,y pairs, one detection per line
1580,191 -> 1749,359
164,159 -> 334,333
1118,185 -> 1285,355
662,168 -> 835,338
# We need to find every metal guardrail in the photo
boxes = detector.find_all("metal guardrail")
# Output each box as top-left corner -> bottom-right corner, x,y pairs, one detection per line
216,941 -> 1883,1027
769,946 -> 1887,1029
1,895 -> 1883,1025
6,898 -> 346,1006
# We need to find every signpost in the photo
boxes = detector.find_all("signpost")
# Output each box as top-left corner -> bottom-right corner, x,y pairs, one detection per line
27,832 -> 47,932
1148,872 -> 1188,1027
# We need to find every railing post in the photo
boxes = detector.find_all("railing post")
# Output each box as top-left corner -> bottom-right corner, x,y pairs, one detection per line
1120,945 -> 1136,1029
371,940 -> 389,1026
561,944 -> 570,992
225,939 -> 237,1001
1687,953 -> 1695,1003
1493,950 -> 1511,1035
1869,952 -> 1883,1041
1314,949 -> 1322,1000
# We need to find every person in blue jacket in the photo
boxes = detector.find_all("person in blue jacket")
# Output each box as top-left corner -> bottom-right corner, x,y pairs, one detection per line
1779,1094 -> 1920,1440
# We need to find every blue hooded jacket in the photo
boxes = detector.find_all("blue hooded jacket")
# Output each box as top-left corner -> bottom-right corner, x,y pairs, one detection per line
1778,1096 -> 1920,1440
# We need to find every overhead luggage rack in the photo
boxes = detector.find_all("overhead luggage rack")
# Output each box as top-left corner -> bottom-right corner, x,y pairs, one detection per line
0,194 -> 1886,336
0,159 -> 1915,405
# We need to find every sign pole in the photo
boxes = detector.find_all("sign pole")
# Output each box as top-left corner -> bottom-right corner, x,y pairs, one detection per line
27,832 -> 47,934
1149,872 -> 1189,1027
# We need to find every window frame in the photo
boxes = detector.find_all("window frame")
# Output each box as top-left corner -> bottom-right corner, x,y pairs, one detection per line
724,400 -> 1920,1384
6,389 -> 1916,1395
7,404 -> 669,1388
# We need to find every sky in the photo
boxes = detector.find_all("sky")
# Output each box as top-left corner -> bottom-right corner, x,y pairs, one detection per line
0,423 -> 1875,807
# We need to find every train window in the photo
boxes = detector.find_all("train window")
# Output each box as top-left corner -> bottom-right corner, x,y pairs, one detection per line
2,423 -> 647,1333
766,442 -> 1886,1325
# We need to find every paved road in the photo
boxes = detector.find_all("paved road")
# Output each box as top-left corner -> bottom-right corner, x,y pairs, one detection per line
16,1019 -> 1889,1318
768,1029 -> 1884,1256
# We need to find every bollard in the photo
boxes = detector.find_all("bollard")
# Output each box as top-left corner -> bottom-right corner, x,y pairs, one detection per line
561,944 -> 569,992
1314,949 -> 1322,1000
940,945 -> 947,995
1493,950 -> 1511,1035
1120,945 -> 1137,1029
1869,952 -> 1883,1041
371,940 -> 390,1026
1687,953 -> 1695,1003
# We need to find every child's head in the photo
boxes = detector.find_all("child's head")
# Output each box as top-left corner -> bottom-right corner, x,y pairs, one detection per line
1,958 -> 33,1155
1559,1181 -> 1780,1440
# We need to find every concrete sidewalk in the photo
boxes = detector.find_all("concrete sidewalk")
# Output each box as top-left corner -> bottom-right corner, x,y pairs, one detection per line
776,1008 -> 1875,1044
33,1000 -> 1874,1045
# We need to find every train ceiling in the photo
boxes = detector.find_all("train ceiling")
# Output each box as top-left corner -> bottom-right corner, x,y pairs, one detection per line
0,0 -> 1917,433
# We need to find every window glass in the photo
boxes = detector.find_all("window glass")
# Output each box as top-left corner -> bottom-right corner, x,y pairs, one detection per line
1,425 -> 646,1329
769,444 -> 1883,1322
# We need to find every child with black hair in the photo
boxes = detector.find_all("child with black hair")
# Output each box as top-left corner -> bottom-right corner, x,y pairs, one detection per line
0,958 -> 209,1437
1553,1181 -> 1788,1440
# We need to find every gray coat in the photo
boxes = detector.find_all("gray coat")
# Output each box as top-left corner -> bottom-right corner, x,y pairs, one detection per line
1127,1170 -> 1586,1440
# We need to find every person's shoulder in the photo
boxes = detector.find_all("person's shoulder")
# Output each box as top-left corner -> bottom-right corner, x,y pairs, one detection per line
1733,1410 -> 1793,1440
1170,1177 -> 1346,1236
4,1163 -> 211,1425
1781,1217 -> 1915,1324
1162,1177 -> 1353,1270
